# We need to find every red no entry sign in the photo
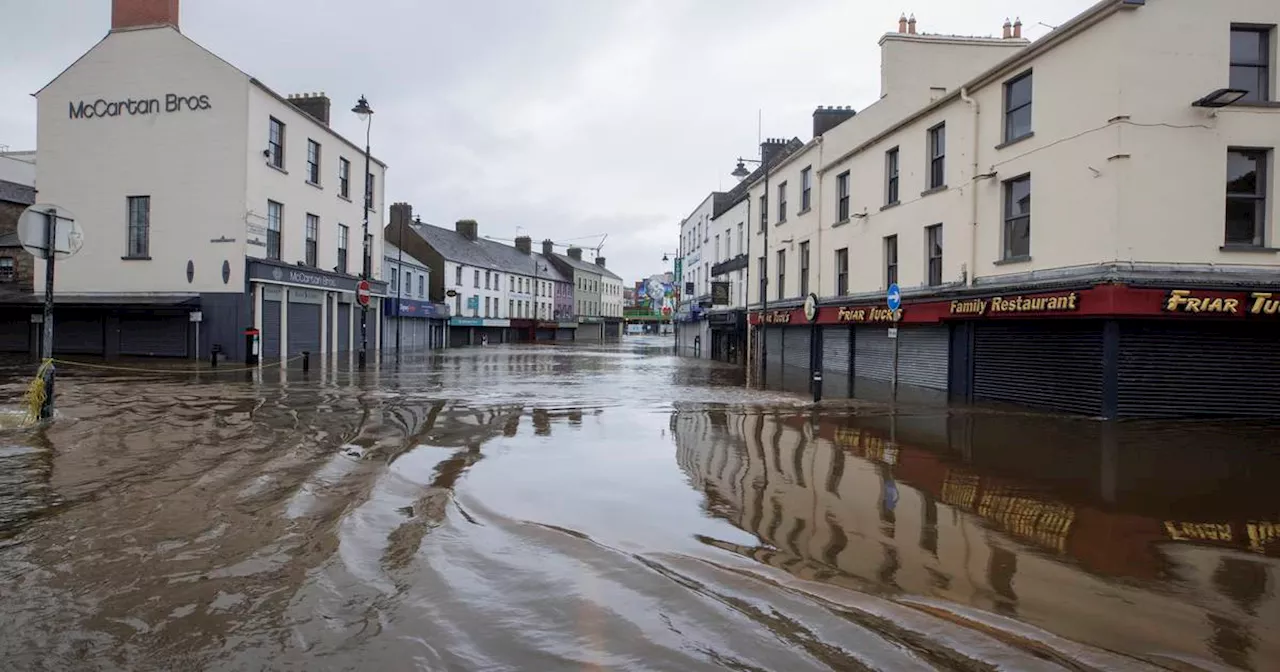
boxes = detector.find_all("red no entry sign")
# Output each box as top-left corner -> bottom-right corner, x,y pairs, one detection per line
356,280 -> 371,307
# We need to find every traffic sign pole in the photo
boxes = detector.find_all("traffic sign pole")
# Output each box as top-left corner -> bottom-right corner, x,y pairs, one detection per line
886,284 -> 902,403
40,208 -> 57,419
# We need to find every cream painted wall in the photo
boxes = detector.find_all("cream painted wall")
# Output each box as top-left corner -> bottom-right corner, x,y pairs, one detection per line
880,32 -> 1028,103
36,27 -> 250,295
244,85 -> 386,281
711,197 -> 751,309
679,192 -> 717,299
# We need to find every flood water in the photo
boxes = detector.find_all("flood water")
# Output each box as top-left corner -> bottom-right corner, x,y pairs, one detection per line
0,335 -> 1277,671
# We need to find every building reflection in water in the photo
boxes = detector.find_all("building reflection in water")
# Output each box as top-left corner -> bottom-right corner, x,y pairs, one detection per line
672,407 -> 1280,669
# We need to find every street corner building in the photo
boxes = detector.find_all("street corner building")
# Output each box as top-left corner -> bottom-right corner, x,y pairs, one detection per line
716,0 -> 1280,419
7,0 -> 389,362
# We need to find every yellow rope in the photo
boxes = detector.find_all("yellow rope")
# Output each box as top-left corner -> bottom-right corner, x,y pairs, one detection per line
21,359 -> 54,426
49,354 -> 307,374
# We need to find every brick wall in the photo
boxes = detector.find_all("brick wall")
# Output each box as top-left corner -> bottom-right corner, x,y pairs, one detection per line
0,200 -> 35,292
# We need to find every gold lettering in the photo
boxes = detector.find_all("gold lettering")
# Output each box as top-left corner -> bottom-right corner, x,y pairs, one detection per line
1224,298 -> 1240,313
1166,290 -> 1192,312
1186,297 -> 1203,312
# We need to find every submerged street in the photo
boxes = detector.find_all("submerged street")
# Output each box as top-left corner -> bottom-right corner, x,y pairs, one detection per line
0,336 -> 1278,671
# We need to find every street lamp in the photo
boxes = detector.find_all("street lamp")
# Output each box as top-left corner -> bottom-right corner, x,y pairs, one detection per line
353,95 -> 373,369
733,151 -> 769,378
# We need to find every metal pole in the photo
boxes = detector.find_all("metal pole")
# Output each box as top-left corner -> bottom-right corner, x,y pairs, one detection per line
811,320 -> 822,403
760,147 -> 769,380
359,118 -> 372,369
395,210 -> 403,362
892,313 -> 901,401
39,208 -> 57,420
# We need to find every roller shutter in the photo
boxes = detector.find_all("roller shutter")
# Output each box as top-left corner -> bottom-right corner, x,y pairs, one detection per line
0,318 -> 30,352
898,325 -> 949,390
556,328 -> 574,341
855,326 -> 893,382
119,314 -> 188,357
451,326 -> 472,346
783,326 -> 811,371
54,314 -> 104,355
973,321 -> 1102,416
1118,321 -> 1280,418
287,303 -> 322,356
261,300 -> 282,359
537,329 -> 554,341
336,303 -> 351,352
764,328 -> 784,366
823,326 -> 852,374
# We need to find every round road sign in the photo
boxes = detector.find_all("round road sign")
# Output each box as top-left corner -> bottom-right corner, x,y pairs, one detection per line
886,283 -> 902,312
18,203 -> 84,261
662,306 -> 672,316
356,280 -> 372,307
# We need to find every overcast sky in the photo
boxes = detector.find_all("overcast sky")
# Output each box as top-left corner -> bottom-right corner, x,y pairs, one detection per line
0,0 -> 1094,285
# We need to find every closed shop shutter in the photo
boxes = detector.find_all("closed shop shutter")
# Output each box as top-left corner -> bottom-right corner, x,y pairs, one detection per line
973,321 -> 1102,415
287,302 -> 322,356
336,303 -> 351,352
119,314 -> 188,357
1118,321 -> 1280,418
823,326 -> 852,374
556,328 -> 574,341
262,300 -> 282,358
898,325 -> 949,390
54,314 -> 104,355
450,326 -> 471,346
0,318 -> 29,352
783,326 -> 811,371
537,329 -> 554,341
855,326 -> 893,382
764,328 -> 783,366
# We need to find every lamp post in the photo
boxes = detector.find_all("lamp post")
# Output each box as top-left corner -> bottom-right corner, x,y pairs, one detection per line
353,95 -> 374,369
732,151 -> 768,379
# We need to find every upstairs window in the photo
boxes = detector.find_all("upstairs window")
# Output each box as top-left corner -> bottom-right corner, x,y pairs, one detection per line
266,200 -> 283,260
800,166 -> 812,211
836,171 -> 850,221
1226,148 -> 1269,247
926,224 -> 943,286
1003,175 -> 1032,260
885,147 -> 900,205
126,195 -> 150,258
339,158 -> 351,197
884,235 -> 898,288
928,123 -> 946,189
268,118 -> 285,169
777,182 -> 788,223
1003,71 -> 1033,144
337,224 -> 349,272
1231,26 -> 1272,102
306,140 -> 321,185
305,213 -> 319,266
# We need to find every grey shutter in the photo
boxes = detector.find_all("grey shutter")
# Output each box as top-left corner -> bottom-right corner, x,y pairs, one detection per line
556,328 -> 574,341
855,326 -> 894,382
0,318 -> 30,352
119,314 -> 188,357
337,303 -> 351,353
823,326 -> 852,374
783,326 -> 811,371
262,300 -> 282,358
973,321 -> 1102,416
287,302 -> 322,355
54,314 -> 104,355
897,325 -> 949,390
764,328 -> 784,365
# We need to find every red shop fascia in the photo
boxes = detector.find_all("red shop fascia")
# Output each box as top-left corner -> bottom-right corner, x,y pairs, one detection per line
747,284 -> 1280,326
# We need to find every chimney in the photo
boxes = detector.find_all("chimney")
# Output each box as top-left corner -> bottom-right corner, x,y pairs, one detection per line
389,202 -> 413,231
897,14 -> 908,33
1003,18 -> 1012,39
1013,17 -> 1022,39
595,257 -> 606,268
812,105 -> 856,138
760,138 -> 787,165
908,14 -> 917,35
288,92 -> 331,126
515,236 -> 532,254
542,239 -> 555,256
567,247 -> 583,261
113,0 -> 180,31
455,219 -> 478,241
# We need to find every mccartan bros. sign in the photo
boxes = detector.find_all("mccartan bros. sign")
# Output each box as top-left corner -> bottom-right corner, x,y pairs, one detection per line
69,94 -> 211,119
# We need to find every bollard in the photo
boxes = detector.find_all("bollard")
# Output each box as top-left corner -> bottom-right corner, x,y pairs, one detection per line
302,350 -> 310,372
210,344 -> 222,368
812,370 -> 823,403
39,364 -> 56,420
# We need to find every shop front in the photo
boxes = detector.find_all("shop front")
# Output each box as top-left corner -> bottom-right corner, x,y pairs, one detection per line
578,316 -> 604,341
248,260 -> 387,363
555,321 -> 577,341
383,297 -> 451,351
448,317 -> 511,346
707,310 -> 746,364
675,303 -> 709,358
750,283 -> 1280,418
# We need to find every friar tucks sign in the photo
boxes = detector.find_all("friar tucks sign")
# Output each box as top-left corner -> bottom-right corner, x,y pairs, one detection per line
69,94 -> 211,119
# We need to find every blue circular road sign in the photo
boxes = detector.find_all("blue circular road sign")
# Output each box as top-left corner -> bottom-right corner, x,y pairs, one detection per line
886,283 -> 902,312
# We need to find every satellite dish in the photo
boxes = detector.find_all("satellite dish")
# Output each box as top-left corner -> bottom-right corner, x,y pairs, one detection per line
18,204 -> 84,261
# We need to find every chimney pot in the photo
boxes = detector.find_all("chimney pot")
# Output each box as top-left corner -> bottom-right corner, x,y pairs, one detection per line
1003,18 -> 1012,39
908,14 -> 917,34
898,14 -> 908,33
542,239 -> 555,256
1013,17 -> 1022,38
515,236 -> 532,254
455,219 -> 479,241
289,92 -> 332,126
595,257 -> 606,268
812,105 -> 856,138
567,247 -> 583,261
112,0 -> 180,31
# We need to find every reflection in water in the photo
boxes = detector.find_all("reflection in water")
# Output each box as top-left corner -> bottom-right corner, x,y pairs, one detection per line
0,338 -> 1277,670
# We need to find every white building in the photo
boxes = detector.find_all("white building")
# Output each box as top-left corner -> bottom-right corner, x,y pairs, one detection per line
674,193 -> 719,357
742,1 -> 1280,418
383,241 -> 449,351
27,0 -> 388,361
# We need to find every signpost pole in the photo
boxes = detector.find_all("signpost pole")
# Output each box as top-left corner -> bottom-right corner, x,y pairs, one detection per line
39,208 -> 57,420
892,311 -> 900,401
886,283 -> 902,403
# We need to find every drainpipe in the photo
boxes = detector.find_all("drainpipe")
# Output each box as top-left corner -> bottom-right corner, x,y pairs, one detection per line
961,87 -> 980,287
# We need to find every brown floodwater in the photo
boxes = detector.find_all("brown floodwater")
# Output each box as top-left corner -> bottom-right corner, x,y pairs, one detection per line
0,336 -> 1277,671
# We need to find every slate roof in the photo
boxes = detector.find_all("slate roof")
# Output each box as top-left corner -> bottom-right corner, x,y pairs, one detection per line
712,137 -> 805,219
552,253 -> 620,281
476,237 -> 571,284
383,242 -> 431,271
0,180 -> 35,206
410,222 -> 570,283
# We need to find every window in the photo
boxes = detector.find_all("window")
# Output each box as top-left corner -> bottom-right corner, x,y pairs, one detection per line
837,171 -> 851,221
738,223 -> 744,254
1003,175 -> 1032,260
485,297 -> 491,318
1231,27 -> 1272,102
510,276 -> 515,291
926,224 -> 943,286
455,265 -> 463,285
485,271 -> 491,289
775,250 -> 786,300
714,235 -> 720,261
836,248 -> 849,296
418,273 -> 424,297
884,235 -> 898,287
759,194 -> 768,231
474,269 -> 480,288
268,117 -> 285,169
885,147 -> 900,205
338,224 -> 349,272
126,195 -> 150,258
455,294 -> 462,316
266,200 -> 283,260
365,172 -> 375,211
306,140 -> 321,185
339,158 -> 351,198
364,233 -> 373,277
305,214 -> 319,266
758,256 -> 767,299
1226,149 -> 1270,246
510,299 -> 514,317
799,241 -> 810,296
0,257 -> 14,282
1003,71 -> 1033,143
801,167 -> 812,211
928,123 -> 946,189
777,182 -> 788,223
